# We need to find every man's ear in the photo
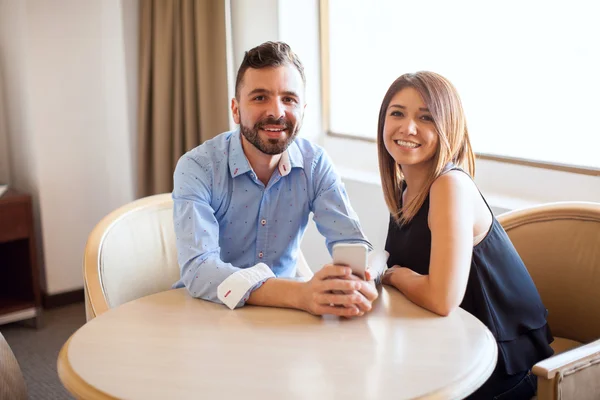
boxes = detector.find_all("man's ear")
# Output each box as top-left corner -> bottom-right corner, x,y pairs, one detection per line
231,98 -> 240,124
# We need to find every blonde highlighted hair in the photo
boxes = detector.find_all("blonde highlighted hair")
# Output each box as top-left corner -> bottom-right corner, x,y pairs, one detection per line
377,71 -> 475,225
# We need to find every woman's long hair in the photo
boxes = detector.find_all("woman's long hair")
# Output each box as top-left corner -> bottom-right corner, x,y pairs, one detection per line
377,71 -> 475,225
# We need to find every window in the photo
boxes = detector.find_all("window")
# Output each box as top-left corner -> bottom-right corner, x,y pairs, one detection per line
324,0 -> 600,169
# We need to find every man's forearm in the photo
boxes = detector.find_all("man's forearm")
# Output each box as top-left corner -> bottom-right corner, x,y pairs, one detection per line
246,278 -> 306,311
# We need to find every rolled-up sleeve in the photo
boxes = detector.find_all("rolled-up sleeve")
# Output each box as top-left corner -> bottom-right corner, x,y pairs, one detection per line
173,155 -> 274,309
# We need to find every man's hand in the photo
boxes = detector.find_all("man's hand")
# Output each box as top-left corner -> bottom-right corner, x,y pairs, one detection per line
300,265 -> 376,317
332,266 -> 379,315
344,268 -> 378,314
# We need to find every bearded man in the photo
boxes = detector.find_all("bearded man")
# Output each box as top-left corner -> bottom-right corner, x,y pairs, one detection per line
172,41 -> 377,315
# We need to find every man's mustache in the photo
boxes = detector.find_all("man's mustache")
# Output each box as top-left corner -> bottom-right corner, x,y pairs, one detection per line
255,117 -> 294,131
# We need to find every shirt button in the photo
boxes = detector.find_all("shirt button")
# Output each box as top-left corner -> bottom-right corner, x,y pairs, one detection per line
261,219 -> 267,226
258,252 -> 264,258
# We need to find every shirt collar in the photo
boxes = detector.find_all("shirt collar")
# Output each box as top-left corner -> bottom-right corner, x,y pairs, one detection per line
276,139 -> 304,176
228,130 -> 252,178
229,129 -> 304,178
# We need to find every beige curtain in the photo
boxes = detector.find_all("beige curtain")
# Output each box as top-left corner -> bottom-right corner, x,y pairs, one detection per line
137,0 -> 231,197
0,66 -> 11,184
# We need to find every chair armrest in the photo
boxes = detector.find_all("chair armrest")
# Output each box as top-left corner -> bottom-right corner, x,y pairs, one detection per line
533,339 -> 600,379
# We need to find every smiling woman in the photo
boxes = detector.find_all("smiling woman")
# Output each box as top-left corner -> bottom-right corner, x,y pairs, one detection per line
378,71 -> 554,400
383,90 -> 439,168
377,72 -> 474,224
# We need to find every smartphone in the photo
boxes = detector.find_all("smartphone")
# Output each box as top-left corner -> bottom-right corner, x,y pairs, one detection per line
332,242 -> 369,279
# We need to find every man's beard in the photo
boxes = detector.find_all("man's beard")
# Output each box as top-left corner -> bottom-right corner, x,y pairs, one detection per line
239,114 -> 301,155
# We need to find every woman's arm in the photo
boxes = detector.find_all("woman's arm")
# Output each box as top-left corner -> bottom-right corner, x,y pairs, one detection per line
383,171 -> 474,316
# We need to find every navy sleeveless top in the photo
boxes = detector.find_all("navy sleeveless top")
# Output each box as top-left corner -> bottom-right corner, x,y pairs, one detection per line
385,168 -> 554,375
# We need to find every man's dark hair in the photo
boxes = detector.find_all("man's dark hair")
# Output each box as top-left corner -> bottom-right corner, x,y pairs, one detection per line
235,41 -> 306,98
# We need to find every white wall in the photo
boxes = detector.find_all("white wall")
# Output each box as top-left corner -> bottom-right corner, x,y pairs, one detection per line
120,0 -> 140,192
0,0 -> 38,193
301,177 -> 389,270
0,0 -> 46,287
230,0 -> 279,66
0,0 -> 138,295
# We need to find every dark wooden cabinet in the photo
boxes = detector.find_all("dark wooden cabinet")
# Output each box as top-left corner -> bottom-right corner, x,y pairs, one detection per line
0,189 -> 42,327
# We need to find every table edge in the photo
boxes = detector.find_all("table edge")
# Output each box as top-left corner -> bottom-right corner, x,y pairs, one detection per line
416,328 -> 498,399
58,335 -> 117,400
60,289 -> 500,400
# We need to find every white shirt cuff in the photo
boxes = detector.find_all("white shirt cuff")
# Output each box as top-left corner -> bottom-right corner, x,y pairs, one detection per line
217,263 -> 275,309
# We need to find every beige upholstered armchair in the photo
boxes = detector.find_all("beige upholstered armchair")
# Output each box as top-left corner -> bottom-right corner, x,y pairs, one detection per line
83,193 -> 313,321
0,332 -> 27,400
497,201 -> 600,400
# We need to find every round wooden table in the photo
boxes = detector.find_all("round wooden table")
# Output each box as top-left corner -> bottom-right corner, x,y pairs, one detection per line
58,287 -> 497,400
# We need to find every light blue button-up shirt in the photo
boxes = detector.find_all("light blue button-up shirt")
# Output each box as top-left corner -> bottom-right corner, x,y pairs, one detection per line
172,129 -> 371,306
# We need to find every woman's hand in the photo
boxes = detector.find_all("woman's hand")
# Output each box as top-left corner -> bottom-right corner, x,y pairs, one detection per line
382,265 -> 412,288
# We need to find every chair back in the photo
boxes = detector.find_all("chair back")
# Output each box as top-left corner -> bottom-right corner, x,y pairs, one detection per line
497,202 -> 600,343
84,193 -> 314,320
84,194 -> 179,320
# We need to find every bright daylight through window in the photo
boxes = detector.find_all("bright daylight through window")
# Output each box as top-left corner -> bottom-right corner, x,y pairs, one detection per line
325,0 -> 600,169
